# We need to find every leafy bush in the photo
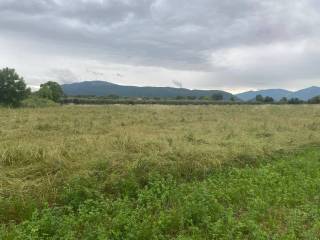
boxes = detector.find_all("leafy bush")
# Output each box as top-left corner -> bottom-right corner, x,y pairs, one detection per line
21,96 -> 58,108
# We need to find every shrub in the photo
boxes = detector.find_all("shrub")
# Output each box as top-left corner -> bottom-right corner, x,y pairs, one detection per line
21,96 -> 58,108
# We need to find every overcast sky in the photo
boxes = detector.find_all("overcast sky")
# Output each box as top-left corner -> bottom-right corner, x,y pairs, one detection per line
1,0 -> 320,93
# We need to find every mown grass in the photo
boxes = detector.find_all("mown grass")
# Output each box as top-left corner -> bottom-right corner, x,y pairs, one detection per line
0,105 -> 320,239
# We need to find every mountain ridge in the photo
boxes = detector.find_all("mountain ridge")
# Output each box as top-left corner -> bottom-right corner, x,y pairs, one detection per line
62,81 -> 235,100
236,89 -> 292,101
62,80 -> 320,101
288,86 -> 320,101
236,86 -> 320,101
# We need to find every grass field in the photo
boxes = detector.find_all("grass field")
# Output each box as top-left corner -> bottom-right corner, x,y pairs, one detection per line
1,105 -> 320,239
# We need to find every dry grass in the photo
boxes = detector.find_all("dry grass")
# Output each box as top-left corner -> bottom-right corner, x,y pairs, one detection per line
0,105 -> 320,205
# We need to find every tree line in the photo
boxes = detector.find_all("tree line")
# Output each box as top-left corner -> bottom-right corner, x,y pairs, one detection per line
253,95 -> 317,104
0,68 -> 63,107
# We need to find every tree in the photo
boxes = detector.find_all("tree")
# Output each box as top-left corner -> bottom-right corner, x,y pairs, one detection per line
37,81 -> 63,102
106,94 -> 120,99
264,96 -> 274,103
279,97 -> 288,103
211,93 -> 224,101
199,96 -> 210,100
0,67 -> 30,107
255,95 -> 264,102
308,96 -> 320,104
187,96 -> 197,100
288,98 -> 304,104
175,96 -> 186,100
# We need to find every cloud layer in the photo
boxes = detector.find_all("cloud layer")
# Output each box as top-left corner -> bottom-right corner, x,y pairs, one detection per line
0,0 -> 320,92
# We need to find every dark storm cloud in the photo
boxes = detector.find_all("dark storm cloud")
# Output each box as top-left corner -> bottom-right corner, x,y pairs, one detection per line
1,0 -> 320,89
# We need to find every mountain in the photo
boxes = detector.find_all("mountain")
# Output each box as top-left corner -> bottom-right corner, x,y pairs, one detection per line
237,86 -> 320,101
236,89 -> 292,101
288,86 -> 320,101
62,81 -> 235,100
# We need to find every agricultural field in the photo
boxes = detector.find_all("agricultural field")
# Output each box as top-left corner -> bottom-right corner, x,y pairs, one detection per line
1,105 -> 320,239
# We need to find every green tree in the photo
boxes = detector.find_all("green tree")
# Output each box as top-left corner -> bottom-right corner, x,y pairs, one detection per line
279,97 -> 288,103
255,95 -> 264,102
37,81 -> 63,102
187,96 -> 197,100
308,96 -> 320,104
288,98 -> 303,104
199,96 -> 210,100
264,96 -> 274,103
106,94 -> 120,100
175,96 -> 186,100
211,93 -> 223,101
0,67 -> 30,107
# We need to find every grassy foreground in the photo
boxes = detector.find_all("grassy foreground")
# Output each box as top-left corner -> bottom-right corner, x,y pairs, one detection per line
2,148 -> 320,239
1,105 -> 320,239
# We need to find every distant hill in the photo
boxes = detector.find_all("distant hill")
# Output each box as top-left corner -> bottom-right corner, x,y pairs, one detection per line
237,86 -> 320,101
62,81 -> 235,100
288,86 -> 320,101
236,89 -> 292,101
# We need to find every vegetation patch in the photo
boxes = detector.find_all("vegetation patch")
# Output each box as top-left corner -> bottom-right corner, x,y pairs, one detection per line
21,97 -> 58,108
0,105 -> 320,239
1,149 -> 320,239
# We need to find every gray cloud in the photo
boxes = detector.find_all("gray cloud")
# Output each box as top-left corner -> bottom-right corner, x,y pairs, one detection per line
49,68 -> 79,84
0,0 -> 320,91
172,80 -> 183,88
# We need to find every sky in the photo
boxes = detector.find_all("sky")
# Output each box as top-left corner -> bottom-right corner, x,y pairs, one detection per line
0,0 -> 320,93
